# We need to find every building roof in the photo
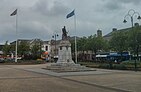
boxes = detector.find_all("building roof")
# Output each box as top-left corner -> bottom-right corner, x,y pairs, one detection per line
104,27 -> 131,37
103,23 -> 141,41
10,39 -> 31,45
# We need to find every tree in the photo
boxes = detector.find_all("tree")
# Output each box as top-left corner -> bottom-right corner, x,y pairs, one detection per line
77,37 -> 87,52
109,31 -> 128,61
87,35 -> 106,60
103,39 -> 110,52
2,41 -> 10,57
18,41 -> 30,56
77,37 -> 88,61
30,41 -> 42,59
31,44 -> 40,55
129,26 -> 141,60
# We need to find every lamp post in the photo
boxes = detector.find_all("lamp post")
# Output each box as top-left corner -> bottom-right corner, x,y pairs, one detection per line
52,34 -> 59,57
123,9 -> 141,71
123,9 -> 141,29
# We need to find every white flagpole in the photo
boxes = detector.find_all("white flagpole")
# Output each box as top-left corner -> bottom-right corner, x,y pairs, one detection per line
15,10 -> 18,62
74,11 -> 77,63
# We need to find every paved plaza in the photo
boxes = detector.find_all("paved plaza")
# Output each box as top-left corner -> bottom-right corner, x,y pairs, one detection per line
0,63 -> 140,92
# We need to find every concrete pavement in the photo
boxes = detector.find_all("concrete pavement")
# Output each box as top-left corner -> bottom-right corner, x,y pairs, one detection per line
0,64 -> 140,92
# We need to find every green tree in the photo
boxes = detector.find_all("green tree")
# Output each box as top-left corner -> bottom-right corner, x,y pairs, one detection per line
76,37 -> 88,61
103,40 -> 110,52
87,35 -> 106,60
30,41 -> 42,59
18,41 -> 30,56
77,37 -> 87,52
109,31 -> 128,61
2,41 -> 10,57
129,26 -> 141,60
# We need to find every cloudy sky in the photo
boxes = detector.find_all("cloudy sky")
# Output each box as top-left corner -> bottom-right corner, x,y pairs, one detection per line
0,0 -> 141,44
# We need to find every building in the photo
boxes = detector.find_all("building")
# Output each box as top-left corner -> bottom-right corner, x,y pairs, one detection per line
41,41 -> 51,52
97,29 -> 102,37
50,40 -> 60,59
103,23 -> 140,41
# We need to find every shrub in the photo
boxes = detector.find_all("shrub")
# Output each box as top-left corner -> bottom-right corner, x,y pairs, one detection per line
99,63 -> 127,70
113,64 -> 126,70
99,64 -> 111,69
121,60 -> 141,67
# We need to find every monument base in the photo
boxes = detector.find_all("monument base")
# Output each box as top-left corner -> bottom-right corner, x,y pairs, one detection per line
57,40 -> 74,64
46,63 -> 96,73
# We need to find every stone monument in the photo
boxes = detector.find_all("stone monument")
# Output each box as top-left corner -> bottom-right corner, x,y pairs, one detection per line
57,26 -> 74,64
46,26 -> 95,72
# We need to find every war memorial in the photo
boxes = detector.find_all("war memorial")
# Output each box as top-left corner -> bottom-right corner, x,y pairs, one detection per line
46,26 -> 95,72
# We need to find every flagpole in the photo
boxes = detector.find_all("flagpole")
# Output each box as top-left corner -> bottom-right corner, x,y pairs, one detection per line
66,9 -> 77,63
15,10 -> 18,62
74,11 -> 77,63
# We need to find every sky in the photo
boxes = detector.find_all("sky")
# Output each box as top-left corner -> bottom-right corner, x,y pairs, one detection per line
0,0 -> 141,44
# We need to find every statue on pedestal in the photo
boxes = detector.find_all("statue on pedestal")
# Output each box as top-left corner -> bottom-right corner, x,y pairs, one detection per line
46,26 -> 95,72
56,26 -> 74,64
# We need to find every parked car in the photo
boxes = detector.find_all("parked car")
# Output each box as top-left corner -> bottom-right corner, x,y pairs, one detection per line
4,57 -> 14,62
0,58 -> 4,63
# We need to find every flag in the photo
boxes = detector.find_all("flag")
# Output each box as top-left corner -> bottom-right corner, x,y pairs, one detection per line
66,10 -> 75,18
10,9 -> 17,16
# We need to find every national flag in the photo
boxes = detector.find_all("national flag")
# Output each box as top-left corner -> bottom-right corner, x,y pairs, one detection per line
10,9 -> 17,16
66,10 -> 75,18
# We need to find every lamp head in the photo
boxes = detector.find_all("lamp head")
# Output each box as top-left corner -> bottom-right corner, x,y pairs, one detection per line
137,16 -> 141,20
123,19 -> 127,23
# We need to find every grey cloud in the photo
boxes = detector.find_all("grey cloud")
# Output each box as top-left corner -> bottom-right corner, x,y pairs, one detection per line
105,2 -> 123,10
104,0 -> 124,11
104,0 -> 141,11
118,0 -> 141,4
0,0 -> 141,44
33,0 -> 69,17
105,0 -> 141,5
12,21 -> 52,41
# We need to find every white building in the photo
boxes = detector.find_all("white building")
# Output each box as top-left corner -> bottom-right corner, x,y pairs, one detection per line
41,41 -> 51,53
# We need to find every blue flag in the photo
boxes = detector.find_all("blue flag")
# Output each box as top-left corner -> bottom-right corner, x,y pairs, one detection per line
10,9 -> 17,16
66,10 -> 75,18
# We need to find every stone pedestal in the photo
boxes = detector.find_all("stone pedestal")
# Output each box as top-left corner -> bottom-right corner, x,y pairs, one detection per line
57,40 -> 74,64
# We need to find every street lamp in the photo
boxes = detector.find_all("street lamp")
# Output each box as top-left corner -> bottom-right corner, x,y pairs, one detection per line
52,34 -> 59,57
123,9 -> 141,71
123,9 -> 141,29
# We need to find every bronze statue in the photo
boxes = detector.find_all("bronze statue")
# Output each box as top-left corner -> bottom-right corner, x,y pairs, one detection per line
62,26 -> 68,40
